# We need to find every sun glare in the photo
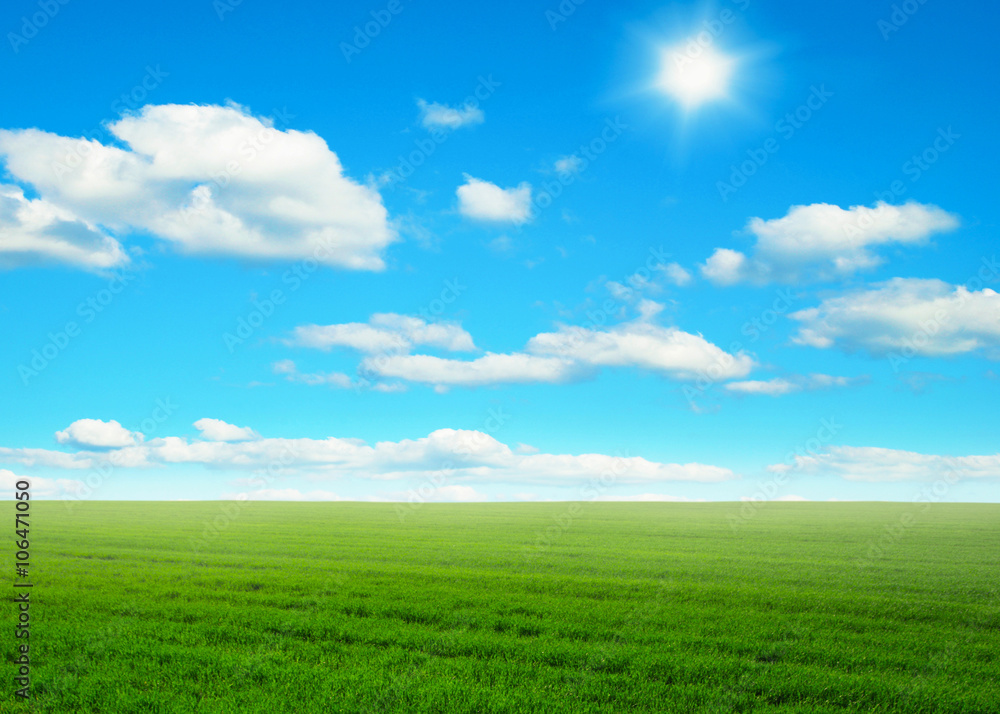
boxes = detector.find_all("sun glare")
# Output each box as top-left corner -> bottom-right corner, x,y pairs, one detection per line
658,43 -> 735,109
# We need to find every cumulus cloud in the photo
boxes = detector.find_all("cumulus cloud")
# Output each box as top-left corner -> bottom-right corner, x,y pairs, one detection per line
55,419 -> 141,448
769,446 -> 1000,482
0,103 -> 395,271
417,99 -> 484,130
700,201 -> 959,285
0,424 -> 738,486
292,310 -> 752,389
0,184 -> 128,270
526,321 -> 754,380
456,175 -> 532,224
790,278 -> 1000,358
724,373 -> 859,396
287,313 -> 475,353
193,418 -> 259,442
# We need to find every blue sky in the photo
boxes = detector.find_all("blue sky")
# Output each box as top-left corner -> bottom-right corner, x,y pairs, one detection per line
1,0 -> 998,504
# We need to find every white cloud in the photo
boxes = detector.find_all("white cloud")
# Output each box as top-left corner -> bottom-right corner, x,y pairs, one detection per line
193,418 -> 259,442
456,175 -> 532,224
488,235 -> 514,254
0,103 -> 395,271
604,261 -> 691,300
554,155 -> 583,175
700,201 -> 959,285
364,352 -> 581,387
700,248 -> 748,286
526,321 -> 754,380
272,359 -> 297,375
417,99 -> 484,130
661,262 -> 693,287
769,446 -> 1000,482
372,485 -> 489,502
0,424 -> 738,485
287,313 -> 475,353
295,311 -> 752,389
0,184 -> 128,270
724,373 -> 857,396
55,419 -> 141,448
790,278 -> 1000,358
0,469 -> 86,498
272,360 -> 358,389
725,378 -> 798,396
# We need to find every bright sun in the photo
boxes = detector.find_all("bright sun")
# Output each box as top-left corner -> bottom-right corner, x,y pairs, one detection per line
658,43 -> 734,109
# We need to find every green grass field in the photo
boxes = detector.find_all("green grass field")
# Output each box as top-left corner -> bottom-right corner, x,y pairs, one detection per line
3,501 -> 998,712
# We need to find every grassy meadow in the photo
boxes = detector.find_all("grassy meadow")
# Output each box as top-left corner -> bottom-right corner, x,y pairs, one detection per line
3,501 -> 998,712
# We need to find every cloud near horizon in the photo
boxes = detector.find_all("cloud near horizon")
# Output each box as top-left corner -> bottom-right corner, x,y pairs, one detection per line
769,445 -> 1000,482
0,420 -> 739,498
